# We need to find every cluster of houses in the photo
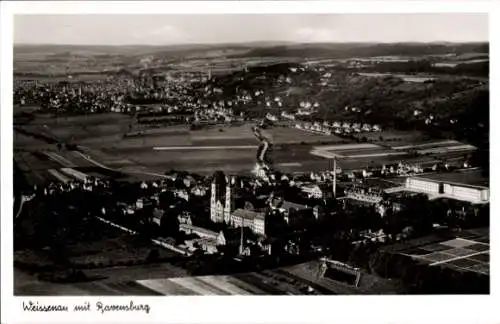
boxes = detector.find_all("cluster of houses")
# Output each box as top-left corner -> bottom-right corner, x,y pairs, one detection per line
381,162 -> 424,176
295,122 -> 333,135
295,121 -> 382,136
281,111 -> 296,120
194,106 -> 236,123
344,186 -> 384,204
172,171 -> 331,256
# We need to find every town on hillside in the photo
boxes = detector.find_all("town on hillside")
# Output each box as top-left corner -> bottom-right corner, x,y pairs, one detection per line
12,14 -> 490,296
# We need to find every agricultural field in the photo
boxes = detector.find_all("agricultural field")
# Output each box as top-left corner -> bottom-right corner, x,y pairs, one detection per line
353,130 -> 425,143
103,142 -> 330,176
400,234 -> 489,276
310,138 -> 475,170
15,110 -> 473,180
131,259 -> 404,295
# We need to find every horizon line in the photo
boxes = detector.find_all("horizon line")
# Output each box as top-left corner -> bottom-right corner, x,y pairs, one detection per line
14,40 -> 490,47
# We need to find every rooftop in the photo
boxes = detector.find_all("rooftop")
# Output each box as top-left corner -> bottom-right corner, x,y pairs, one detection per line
413,169 -> 489,189
179,223 -> 218,237
281,200 -> 310,211
232,208 -> 266,220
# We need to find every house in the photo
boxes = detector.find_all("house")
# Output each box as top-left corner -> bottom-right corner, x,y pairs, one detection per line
179,223 -> 218,240
217,228 -> 243,247
216,227 -> 255,246
190,185 -> 207,197
174,189 -> 189,201
183,176 -> 196,188
216,227 -> 260,256
313,205 -> 326,221
273,200 -> 313,226
301,184 -> 323,199
184,237 -> 218,254
282,111 -> 296,120
177,212 -> 192,225
152,208 -> 165,226
297,109 -> 312,116
135,198 -> 153,210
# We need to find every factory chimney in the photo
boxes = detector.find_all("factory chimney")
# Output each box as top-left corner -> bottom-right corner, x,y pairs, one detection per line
333,157 -> 337,198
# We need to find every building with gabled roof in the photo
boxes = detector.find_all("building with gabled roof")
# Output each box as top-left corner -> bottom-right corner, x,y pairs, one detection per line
230,208 -> 266,236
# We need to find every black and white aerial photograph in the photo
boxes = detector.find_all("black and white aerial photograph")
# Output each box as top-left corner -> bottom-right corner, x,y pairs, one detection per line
11,12 -> 490,297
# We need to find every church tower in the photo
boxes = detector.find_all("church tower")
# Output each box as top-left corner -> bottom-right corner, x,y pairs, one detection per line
210,171 -> 232,223
223,177 -> 233,223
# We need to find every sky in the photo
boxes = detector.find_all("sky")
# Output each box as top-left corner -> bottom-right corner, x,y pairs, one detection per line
14,14 -> 488,45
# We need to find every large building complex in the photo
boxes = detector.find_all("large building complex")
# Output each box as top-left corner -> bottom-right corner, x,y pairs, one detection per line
230,208 -> 266,236
405,171 -> 489,204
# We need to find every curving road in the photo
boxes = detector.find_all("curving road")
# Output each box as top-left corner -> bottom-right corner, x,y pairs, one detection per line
252,123 -> 273,177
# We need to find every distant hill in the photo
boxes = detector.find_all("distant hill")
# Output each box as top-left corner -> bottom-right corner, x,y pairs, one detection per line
228,42 -> 489,59
14,42 -> 489,60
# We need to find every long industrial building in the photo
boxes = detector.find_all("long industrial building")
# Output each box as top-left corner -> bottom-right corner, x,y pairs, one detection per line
405,171 -> 489,204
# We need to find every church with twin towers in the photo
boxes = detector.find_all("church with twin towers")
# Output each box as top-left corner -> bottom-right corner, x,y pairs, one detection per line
210,171 -> 233,224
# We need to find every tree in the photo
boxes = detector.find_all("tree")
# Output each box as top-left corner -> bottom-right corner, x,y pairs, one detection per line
146,249 -> 160,263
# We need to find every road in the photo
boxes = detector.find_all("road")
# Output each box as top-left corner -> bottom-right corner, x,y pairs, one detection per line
153,145 -> 258,150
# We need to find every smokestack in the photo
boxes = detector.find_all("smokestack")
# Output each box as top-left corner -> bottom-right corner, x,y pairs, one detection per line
239,220 -> 244,255
333,157 -> 337,198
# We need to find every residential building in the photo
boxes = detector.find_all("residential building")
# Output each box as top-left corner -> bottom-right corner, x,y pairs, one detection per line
152,208 -> 164,226
274,200 -> 314,226
301,184 -> 323,199
179,223 -> 218,240
177,212 -> 192,225
345,187 -> 383,204
281,111 -> 296,120
230,208 -> 266,236
174,189 -> 189,201
184,237 -> 218,254
190,185 -> 207,197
